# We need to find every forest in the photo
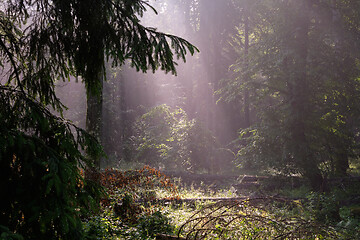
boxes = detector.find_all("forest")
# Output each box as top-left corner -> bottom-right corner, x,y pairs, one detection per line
1,0 -> 360,239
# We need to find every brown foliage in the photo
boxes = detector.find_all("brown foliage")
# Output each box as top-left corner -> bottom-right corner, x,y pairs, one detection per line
98,166 -> 180,222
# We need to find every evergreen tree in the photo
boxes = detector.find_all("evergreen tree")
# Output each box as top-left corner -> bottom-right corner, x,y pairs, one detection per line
223,0 -> 360,189
0,0 -> 196,238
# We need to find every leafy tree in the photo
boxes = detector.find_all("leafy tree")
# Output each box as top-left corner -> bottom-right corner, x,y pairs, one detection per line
0,0 -> 196,238
132,105 -> 223,172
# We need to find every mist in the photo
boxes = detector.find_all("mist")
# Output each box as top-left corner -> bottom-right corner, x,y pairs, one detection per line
54,0 -> 246,174
4,1 -> 360,238
54,0 -> 242,172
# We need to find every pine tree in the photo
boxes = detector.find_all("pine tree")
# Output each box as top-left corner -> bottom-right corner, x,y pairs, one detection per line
0,0 -> 196,238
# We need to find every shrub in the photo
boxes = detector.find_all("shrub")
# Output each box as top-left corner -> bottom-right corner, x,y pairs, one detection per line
84,166 -> 178,239
132,105 -> 225,172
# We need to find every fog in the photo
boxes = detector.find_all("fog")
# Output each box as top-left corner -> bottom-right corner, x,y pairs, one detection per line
56,0 -> 244,171
136,0 -> 242,141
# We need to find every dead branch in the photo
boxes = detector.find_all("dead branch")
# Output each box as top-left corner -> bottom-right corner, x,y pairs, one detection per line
156,234 -> 186,240
177,197 -> 341,240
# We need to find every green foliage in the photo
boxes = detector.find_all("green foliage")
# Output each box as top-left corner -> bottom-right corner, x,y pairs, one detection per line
1,3 -> 106,238
84,166 -> 177,240
306,192 -> 341,224
1,0 -> 198,238
136,211 -> 174,239
220,0 -> 360,184
83,213 -> 123,240
303,188 -> 360,239
83,209 -> 173,240
0,225 -> 23,240
83,173 -> 359,239
2,0 -> 198,97
338,206 -> 360,239
237,125 -> 296,175
0,86 -> 104,239
132,105 -> 224,172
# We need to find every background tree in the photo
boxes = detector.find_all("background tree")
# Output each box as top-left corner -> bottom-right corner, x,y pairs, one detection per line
92,0 -> 243,170
223,0 -> 360,189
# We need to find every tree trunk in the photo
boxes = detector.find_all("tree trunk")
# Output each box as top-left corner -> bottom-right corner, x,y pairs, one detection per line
290,1 -> 323,191
243,7 -> 250,128
86,76 -> 103,170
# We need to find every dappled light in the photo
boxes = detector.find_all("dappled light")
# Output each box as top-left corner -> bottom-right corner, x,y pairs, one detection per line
2,0 -> 360,239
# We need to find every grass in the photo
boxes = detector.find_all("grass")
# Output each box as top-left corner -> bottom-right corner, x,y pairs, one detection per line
82,166 -> 360,240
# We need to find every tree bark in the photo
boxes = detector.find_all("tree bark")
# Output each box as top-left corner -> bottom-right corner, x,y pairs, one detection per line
86,76 -> 103,170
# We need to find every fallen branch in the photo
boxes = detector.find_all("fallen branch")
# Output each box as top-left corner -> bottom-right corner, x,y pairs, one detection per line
137,196 -> 305,206
177,197 -> 342,239
137,197 -> 247,205
155,234 -> 186,240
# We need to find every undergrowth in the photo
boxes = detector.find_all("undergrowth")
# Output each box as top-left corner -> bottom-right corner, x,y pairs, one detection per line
83,166 -> 177,239
81,166 -> 360,240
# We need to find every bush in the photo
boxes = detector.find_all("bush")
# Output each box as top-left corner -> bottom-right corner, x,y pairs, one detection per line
306,191 -> 341,224
132,104 -> 225,172
84,166 -> 178,239
136,211 -> 174,239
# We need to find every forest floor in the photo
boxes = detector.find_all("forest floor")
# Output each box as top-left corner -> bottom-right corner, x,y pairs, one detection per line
83,167 -> 360,239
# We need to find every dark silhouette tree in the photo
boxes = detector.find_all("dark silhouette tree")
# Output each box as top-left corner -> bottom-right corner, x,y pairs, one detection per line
0,0 -> 196,238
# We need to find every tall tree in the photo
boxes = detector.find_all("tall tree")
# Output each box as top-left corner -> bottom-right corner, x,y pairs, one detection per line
288,0 -> 323,188
66,0 -> 198,169
0,0 -> 196,238
223,0 -> 360,189
217,0 -> 267,134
